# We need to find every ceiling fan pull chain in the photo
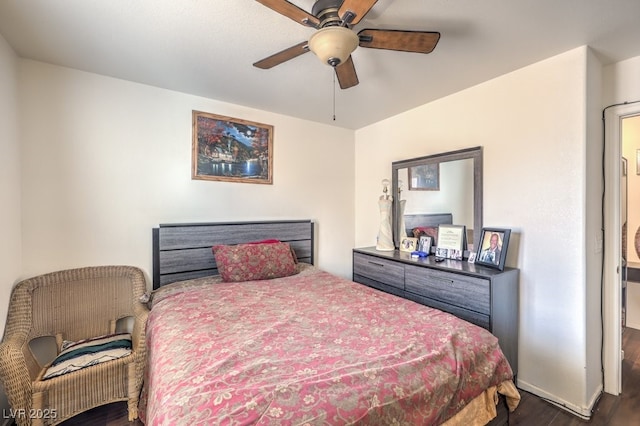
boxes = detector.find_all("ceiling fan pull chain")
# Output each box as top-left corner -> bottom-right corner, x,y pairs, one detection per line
333,71 -> 336,121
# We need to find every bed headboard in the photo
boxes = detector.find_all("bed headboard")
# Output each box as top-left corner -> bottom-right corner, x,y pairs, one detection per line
152,220 -> 314,289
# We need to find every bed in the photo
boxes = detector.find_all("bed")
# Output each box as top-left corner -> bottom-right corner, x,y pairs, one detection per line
141,220 -> 519,425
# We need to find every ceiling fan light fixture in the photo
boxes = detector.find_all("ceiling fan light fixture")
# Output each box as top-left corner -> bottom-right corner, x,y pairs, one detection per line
308,26 -> 359,67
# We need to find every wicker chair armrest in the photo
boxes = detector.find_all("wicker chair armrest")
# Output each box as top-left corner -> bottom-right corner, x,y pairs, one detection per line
0,337 -> 37,412
0,336 -> 41,379
131,302 -> 149,353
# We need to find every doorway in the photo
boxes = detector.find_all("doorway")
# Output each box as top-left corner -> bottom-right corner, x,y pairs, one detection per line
621,117 -> 640,330
604,104 -> 640,395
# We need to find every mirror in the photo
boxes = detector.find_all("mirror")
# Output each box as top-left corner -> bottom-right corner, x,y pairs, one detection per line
392,146 -> 483,251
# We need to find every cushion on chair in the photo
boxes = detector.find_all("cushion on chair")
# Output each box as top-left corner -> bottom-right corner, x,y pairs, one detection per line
42,333 -> 132,380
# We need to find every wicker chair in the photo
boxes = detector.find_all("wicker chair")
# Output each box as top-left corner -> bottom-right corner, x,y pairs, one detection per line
0,266 -> 149,426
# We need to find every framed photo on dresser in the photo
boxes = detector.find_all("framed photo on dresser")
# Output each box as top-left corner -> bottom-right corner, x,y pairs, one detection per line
418,236 -> 432,254
400,237 -> 418,252
476,228 -> 511,271
436,225 -> 466,260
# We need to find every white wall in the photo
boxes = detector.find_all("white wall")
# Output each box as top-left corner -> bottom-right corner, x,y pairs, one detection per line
355,47 -> 595,414
584,48 -> 604,411
0,33 -> 20,420
0,25 -> 20,337
17,61 -> 356,282
603,56 -> 640,106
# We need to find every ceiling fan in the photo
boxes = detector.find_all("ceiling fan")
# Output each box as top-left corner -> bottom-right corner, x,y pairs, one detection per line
253,0 -> 440,89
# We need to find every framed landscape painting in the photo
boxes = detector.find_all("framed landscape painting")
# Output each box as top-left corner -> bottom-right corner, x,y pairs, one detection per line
192,111 -> 273,184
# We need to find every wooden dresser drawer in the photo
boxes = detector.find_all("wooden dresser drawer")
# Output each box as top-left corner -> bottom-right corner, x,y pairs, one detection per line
405,265 -> 490,315
353,246 -> 519,377
406,292 -> 491,329
353,253 -> 404,289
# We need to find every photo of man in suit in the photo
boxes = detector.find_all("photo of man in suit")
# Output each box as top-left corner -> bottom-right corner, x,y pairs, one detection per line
479,232 -> 502,265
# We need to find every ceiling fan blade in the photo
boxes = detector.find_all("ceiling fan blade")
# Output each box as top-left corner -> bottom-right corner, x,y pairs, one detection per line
255,0 -> 319,27
335,56 -> 359,89
358,29 -> 440,53
253,41 -> 309,69
339,0 -> 378,25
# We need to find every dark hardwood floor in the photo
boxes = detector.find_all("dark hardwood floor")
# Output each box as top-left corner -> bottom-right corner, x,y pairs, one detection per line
509,326 -> 640,426
58,328 -> 640,425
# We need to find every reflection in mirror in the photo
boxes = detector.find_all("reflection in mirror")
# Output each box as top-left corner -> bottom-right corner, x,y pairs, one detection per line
399,159 -> 474,228
392,147 -> 483,252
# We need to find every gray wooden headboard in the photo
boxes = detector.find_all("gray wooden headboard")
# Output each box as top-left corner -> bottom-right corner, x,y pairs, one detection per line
403,213 -> 453,235
152,220 -> 314,289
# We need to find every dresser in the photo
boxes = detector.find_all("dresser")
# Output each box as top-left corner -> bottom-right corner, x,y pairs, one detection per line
353,246 -> 519,376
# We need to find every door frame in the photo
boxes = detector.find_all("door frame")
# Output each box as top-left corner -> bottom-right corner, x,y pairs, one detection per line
604,103 -> 640,394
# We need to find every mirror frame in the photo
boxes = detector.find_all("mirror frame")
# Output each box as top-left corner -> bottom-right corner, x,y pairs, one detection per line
392,146 -> 483,250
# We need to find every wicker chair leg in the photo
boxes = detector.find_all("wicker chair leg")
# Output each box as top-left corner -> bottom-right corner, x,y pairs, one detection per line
127,362 -> 139,421
32,391 -> 45,426
128,405 -> 139,422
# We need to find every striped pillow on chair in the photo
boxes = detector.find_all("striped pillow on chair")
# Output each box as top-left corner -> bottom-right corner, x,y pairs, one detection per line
42,333 -> 132,380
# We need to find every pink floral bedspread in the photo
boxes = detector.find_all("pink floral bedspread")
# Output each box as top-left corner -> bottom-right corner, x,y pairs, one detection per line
140,265 -> 514,425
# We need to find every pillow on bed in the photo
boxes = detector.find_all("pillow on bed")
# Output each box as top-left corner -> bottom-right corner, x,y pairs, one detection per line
42,333 -> 132,380
412,226 -> 439,244
246,239 -> 281,245
243,239 -> 298,263
212,241 -> 298,282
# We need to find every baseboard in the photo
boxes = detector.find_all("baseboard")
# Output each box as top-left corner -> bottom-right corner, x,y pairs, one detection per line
517,378 -> 598,419
587,383 -> 605,415
626,320 -> 640,330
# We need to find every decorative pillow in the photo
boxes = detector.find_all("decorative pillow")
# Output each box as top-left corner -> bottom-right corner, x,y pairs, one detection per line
246,239 -> 281,245
245,239 -> 298,263
212,241 -> 298,282
42,333 -> 132,380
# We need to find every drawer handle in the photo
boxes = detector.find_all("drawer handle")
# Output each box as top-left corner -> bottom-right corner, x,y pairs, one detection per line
433,277 -> 455,286
368,261 -> 385,267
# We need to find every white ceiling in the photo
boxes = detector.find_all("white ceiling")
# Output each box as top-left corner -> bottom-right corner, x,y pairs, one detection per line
1,0 -> 639,129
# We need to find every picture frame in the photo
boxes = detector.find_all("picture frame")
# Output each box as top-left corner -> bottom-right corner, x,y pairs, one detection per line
468,252 -> 477,263
418,235 -> 433,254
400,237 -> 418,252
476,228 -> 511,271
435,247 -> 448,258
436,225 -> 466,260
408,163 -> 439,191
192,110 -> 273,184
